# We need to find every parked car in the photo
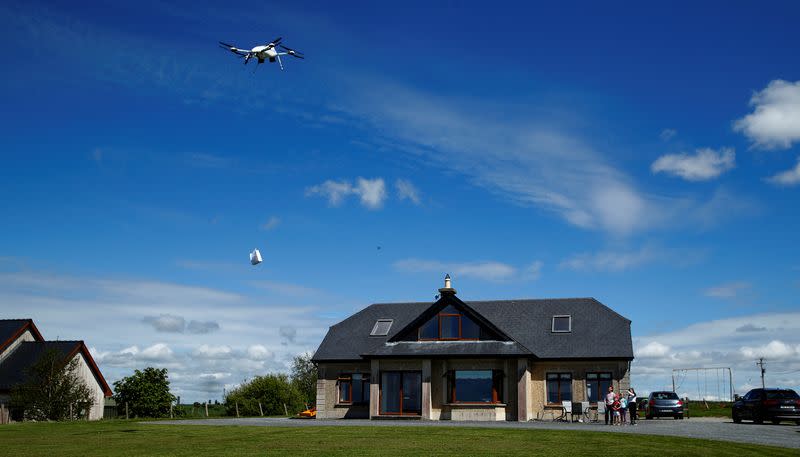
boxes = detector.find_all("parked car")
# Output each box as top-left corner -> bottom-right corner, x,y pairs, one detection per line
732,388 -> 800,425
645,391 -> 684,419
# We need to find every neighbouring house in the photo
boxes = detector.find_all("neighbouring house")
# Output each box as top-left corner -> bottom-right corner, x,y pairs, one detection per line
312,276 -> 633,421
0,319 -> 112,420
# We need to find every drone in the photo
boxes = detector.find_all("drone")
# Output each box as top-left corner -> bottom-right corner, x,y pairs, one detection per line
218,37 -> 304,70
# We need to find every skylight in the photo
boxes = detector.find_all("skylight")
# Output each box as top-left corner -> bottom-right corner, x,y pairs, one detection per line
370,319 -> 393,336
552,315 -> 571,333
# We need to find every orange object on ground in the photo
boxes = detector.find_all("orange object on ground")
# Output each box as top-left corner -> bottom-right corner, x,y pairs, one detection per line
298,407 -> 316,418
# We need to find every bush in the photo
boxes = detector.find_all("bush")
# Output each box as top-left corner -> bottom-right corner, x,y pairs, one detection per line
225,374 -> 304,416
113,367 -> 176,418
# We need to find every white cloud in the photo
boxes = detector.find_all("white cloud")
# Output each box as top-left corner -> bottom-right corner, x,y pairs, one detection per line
766,157 -> 800,186
140,343 -> 174,361
636,341 -> 671,358
246,345 -> 273,360
260,216 -> 281,231
631,312 -> 800,396
704,281 -> 750,298
354,177 -> 386,209
305,177 -> 386,209
393,258 -> 542,283
651,148 -> 735,181
193,344 -> 233,359
279,326 -> 297,344
395,179 -> 421,204
734,80 -> 800,149
660,129 -> 677,141
560,246 -> 657,272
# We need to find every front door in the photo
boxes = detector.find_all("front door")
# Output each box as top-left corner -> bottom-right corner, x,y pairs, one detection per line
380,371 -> 421,415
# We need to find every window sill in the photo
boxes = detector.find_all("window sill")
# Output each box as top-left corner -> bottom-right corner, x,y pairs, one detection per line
445,403 -> 507,407
334,403 -> 368,408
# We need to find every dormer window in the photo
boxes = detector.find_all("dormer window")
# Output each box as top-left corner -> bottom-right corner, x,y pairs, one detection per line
418,305 -> 480,340
552,315 -> 571,333
371,319 -> 393,336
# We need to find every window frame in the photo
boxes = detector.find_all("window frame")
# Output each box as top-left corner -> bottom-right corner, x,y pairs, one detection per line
546,372 -> 573,405
418,307 -> 480,341
585,372 -> 613,404
337,373 -> 370,405
370,319 -> 394,336
551,315 -> 572,333
447,369 -> 504,404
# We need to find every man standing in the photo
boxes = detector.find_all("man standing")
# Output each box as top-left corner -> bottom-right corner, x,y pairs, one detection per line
605,385 -> 615,425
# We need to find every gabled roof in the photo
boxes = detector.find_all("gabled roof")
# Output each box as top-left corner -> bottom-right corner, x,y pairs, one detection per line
0,341 -> 113,396
313,296 -> 633,362
0,319 -> 44,353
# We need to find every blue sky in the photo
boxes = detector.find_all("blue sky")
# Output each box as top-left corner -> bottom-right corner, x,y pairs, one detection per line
2,0 -> 799,401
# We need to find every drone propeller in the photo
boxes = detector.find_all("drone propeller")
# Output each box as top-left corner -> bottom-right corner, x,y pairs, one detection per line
265,36 -> 283,48
279,45 -> 305,59
219,41 -> 248,57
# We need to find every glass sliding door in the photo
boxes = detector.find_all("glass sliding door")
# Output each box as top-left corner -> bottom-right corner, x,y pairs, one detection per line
380,371 -> 421,415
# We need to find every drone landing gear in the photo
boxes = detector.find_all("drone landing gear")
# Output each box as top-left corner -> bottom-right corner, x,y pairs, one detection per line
276,54 -> 284,70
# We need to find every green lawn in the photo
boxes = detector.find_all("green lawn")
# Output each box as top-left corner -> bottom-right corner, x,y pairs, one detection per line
1,420 -> 798,457
685,401 -> 733,418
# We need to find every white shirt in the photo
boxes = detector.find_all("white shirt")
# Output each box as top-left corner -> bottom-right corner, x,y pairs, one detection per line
605,392 -> 615,405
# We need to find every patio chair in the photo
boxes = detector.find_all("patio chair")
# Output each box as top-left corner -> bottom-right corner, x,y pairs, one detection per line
558,400 -> 573,422
580,401 -> 591,422
595,401 -> 606,423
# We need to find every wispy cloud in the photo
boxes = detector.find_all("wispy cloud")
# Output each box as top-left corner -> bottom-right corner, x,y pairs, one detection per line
651,147 -> 735,181
560,246 -> 658,272
393,258 -> 543,282
734,79 -> 800,150
305,177 -> 387,209
395,179 -> 421,205
660,128 -> 677,141
260,216 -> 281,231
704,281 -> 751,298
766,157 -> 800,186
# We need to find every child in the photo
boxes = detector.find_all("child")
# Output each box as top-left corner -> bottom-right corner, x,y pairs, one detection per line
619,394 -> 628,425
612,394 -> 621,425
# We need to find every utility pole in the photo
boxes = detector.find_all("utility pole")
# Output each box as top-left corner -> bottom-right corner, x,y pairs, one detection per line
756,358 -> 766,389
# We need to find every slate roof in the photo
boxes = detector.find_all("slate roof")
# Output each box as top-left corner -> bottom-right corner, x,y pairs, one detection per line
313,296 -> 633,362
0,319 -> 43,353
0,341 -> 113,395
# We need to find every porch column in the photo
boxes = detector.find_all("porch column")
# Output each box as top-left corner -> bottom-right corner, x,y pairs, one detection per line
517,358 -> 530,422
370,359 -> 380,418
422,359 -> 432,420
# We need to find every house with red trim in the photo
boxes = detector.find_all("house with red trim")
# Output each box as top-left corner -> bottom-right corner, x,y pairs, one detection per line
312,276 -> 633,421
0,319 -> 112,420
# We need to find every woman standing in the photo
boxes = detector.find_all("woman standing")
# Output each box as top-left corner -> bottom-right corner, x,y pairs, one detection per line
627,388 -> 638,425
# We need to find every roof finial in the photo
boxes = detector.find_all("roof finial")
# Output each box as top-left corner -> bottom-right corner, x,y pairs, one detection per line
438,273 -> 456,296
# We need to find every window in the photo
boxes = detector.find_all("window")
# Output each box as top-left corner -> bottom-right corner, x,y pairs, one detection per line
448,370 -> 503,403
586,372 -> 612,403
552,315 -> 571,333
338,373 -> 370,404
546,373 -> 572,404
370,319 -> 393,336
418,305 -> 481,340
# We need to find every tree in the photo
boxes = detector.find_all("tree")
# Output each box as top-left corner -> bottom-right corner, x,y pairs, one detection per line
225,374 -> 303,416
10,349 -> 95,421
113,367 -> 176,418
291,352 -> 317,406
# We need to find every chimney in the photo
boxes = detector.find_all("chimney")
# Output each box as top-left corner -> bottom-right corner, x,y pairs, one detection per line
438,274 -> 456,296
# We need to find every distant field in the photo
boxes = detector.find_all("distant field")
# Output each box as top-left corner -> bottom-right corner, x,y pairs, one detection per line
685,401 -> 732,418
1,420 -> 797,457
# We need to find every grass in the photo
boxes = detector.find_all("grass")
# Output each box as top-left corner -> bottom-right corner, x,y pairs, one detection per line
1,420 -> 798,457
685,401 -> 733,418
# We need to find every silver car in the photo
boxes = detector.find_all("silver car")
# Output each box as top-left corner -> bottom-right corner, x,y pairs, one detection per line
645,391 -> 684,419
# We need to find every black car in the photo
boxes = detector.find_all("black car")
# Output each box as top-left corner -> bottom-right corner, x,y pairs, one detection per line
732,388 -> 800,425
645,391 -> 684,419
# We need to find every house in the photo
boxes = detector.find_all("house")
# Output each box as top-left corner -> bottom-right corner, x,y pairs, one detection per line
312,276 -> 633,421
0,319 -> 112,420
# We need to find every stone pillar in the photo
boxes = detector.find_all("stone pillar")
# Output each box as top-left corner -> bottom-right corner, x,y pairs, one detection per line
370,359 -> 380,418
517,358 -> 530,422
315,378 -> 326,419
422,359 -> 432,420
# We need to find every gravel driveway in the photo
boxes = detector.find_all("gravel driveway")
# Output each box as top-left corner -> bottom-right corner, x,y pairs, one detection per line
149,416 -> 800,449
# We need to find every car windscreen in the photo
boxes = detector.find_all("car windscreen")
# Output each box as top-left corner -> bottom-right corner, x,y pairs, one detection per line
765,390 -> 799,400
653,392 -> 679,400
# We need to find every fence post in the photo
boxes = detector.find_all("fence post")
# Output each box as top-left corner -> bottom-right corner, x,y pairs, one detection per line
125,402 -> 129,420
259,402 -> 263,417
283,403 -> 288,417
205,402 -> 209,417
235,401 -> 239,418
70,403 -> 73,420
170,403 -> 174,419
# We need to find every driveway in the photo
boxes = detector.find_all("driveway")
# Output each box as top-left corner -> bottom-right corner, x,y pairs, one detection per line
149,416 -> 800,449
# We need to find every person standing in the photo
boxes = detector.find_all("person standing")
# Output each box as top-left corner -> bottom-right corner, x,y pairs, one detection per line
619,393 -> 628,425
604,385 -> 615,425
627,388 -> 638,425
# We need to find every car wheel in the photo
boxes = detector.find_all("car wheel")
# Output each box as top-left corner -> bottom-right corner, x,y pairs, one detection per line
753,413 -> 763,424
771,419 -> 780,425
795,420 -> 800,426
646,414 -> 652,420
678,415 -> 684,420
732,411 -> 741,423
